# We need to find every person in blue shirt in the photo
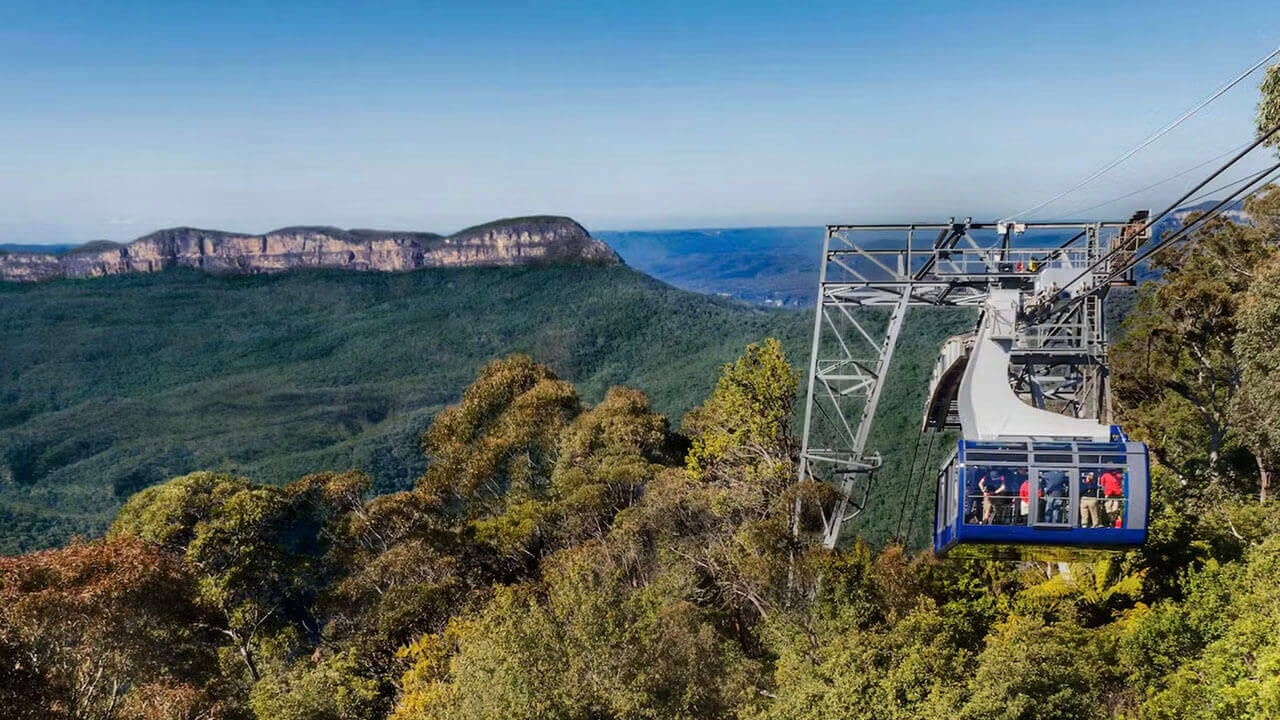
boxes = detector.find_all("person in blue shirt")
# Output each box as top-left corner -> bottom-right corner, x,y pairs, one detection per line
1045,471 -> 1069,523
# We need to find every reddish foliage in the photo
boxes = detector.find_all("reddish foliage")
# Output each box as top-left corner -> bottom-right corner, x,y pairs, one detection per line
0,536 -> 216,719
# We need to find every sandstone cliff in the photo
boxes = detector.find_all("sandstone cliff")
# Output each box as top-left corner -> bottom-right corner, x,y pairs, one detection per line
0,216 -> 619,282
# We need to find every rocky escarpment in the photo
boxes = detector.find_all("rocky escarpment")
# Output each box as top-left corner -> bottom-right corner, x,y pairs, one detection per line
0,216 -> 619,282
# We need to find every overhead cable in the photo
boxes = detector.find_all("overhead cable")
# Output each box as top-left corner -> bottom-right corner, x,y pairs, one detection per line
1002,44 -> 1280,223
903,431 -> 937,548
1105,162 -> 1280,284
893,430 -> 927,543
1053,118 -> 1280,291
1183,163 -> 1280,206
1055,140 -> 1254,219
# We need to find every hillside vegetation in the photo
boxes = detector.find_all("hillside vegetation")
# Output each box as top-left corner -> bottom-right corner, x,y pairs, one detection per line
1,262 -> 979,555
3,330 -> 1278,720
0,264 -> 811,553
5,177 -> 1280,714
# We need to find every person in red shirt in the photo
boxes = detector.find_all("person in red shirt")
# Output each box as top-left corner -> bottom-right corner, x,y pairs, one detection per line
1100,469 -> 1124,527
1018,478 -> 1032,522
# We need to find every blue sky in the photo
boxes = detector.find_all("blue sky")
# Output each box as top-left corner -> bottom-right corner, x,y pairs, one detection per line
2,1 -> 1278,242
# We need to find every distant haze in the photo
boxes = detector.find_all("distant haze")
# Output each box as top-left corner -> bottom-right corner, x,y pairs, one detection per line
2,1 -> 1278,244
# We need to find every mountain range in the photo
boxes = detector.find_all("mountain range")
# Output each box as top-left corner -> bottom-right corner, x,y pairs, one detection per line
0,216 -> 616,282
1,201 -> 1246,304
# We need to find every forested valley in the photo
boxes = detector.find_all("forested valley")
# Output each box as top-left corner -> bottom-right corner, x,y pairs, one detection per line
0,264 -> 812,554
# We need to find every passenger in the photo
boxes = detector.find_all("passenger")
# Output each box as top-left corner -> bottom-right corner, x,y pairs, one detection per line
1046,472 -> 1068,523
1100,468 -> 1125,528
999,472 -> 1018,524
979,472 -> 1006,525
965,474 -> 982,524
1080,472 -> 1103,528
1018,477 -> 1030,523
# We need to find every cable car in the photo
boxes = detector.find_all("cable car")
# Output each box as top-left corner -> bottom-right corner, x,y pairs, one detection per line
933,436 -> 1149,555
926,288 -> 1150,556
795,218 -> 1156,553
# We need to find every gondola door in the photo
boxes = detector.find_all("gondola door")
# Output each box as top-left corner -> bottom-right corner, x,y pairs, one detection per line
1031,467 -> 1074,529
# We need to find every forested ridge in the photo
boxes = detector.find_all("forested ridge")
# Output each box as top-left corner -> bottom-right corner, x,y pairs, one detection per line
0,264 -> 813,554
0,261 -> 972,557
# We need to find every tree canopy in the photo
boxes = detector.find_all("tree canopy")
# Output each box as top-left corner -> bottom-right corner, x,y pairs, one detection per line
1260,61 -> 1280,152
3,327 -> 1279,719
1113,185 -> 1280,498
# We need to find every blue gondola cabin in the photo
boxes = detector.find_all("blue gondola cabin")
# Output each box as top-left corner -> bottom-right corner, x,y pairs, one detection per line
933,437 -> 1149,555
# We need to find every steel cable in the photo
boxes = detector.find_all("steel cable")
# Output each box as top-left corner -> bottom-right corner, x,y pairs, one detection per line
1048,118 -> 1280,296
1054,140 -> 1255,219
904,431 -> 939,548
893,429 -> 927,543
1003,44 -> 1280,223
1105,162 -> 1280,285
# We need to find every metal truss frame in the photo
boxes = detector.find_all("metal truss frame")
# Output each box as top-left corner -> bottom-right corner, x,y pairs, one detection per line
798,217 -> 1141,548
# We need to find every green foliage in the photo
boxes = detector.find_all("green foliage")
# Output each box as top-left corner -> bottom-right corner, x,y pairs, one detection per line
1112,186 -> 1280,493
394,557 -> 760,720
1125,536 -> 1280,719
418,354 -> 581,514
959,614 -> 1104,720
1234,219 -> 1280,500
685,337 -> 797,487
1120,558 -> 1236,690
391,341 -> 811,720
0,263 -> 812,553
110,470 -> 353,685
548,386 -> 672,544
473,385 -> 674,558
185,486 -> 315,677
1019,557 -> 1144,626
110,470 -> 254,550
1260,62 -> 1280,153
679,339 -> 814,620
760,547 -> 975,720
1134,466 -> 1220,598
762,606 -> 971,720
315,486 -> 485,697
249,649 -> 384,720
